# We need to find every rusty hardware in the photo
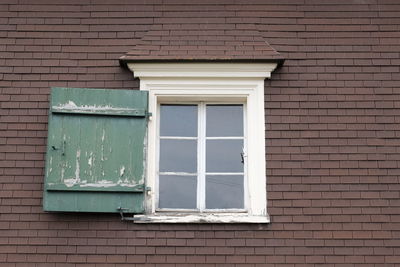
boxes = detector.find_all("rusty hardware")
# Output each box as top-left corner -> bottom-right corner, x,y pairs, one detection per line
51,141 -> 66,156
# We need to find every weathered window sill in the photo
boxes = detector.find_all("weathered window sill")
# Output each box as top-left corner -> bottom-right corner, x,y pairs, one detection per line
131,213 -> 270,223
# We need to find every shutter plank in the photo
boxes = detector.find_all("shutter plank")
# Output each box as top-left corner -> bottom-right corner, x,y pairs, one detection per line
46,183 -> 144,192
51,107 -> 147,117
79,115 -> 98,184
44,191 -> 144,213
61,116 -> 80,187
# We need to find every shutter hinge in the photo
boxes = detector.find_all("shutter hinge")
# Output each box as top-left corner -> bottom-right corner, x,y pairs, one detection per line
146,186 -> 151,195
117,207 -> 150,222
146,112 -> 152,120
117,207 -> 138,221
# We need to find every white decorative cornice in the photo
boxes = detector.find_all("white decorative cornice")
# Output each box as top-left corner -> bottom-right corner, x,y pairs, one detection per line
127,62 -> 278,79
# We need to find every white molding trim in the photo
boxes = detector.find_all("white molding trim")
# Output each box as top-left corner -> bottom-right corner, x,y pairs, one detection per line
128,62 -> 277,78
128,62 -> 277,223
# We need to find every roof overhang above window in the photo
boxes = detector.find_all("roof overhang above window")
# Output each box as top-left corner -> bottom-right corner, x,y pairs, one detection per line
126,61 -> 280,80
118,23 -> 285,71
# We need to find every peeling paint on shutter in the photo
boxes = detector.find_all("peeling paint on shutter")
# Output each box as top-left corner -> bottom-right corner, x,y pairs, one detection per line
43,87 -> 148,213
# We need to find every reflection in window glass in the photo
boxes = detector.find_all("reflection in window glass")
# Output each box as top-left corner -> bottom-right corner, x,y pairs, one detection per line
206,175 -> 244,209
206,139 -> 243,173
160,105 -> 197,137
206,105 -> 243,137
159,175 -> 197,209
159,139 -> 197,173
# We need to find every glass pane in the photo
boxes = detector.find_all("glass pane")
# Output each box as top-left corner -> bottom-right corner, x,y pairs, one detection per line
206,105 -> 243,137
160,105 -> 197,137
206,140 -> 243,173
206,175 -> 244,209
159,175 -> 197,209
159,139 -> 197,173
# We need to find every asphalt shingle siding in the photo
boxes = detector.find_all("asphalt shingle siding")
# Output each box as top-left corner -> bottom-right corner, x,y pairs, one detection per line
1,0 -> 400,266
120,23 -> 283,61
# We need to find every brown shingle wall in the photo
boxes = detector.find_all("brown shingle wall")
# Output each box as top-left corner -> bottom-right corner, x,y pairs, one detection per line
1,1 -> 399,266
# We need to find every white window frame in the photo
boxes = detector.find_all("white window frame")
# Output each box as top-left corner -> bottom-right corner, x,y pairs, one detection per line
127,63 -> 278,223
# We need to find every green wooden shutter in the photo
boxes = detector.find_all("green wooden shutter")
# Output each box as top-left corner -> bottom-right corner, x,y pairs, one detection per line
43,87 -> 148,213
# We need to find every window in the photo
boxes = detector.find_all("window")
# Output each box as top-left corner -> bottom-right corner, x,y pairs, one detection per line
158,103 -> 246,211
43,63 -> 279,223
127,62 -> 279,223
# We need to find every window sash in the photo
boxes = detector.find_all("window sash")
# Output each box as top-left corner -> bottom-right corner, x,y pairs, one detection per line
156,102 -> 247,212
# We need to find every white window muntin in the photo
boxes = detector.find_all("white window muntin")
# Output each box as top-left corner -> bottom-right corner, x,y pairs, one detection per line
156,101 -> 248,212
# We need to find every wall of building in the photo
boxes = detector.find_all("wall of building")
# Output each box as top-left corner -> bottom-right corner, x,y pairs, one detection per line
1,0 -> 399,266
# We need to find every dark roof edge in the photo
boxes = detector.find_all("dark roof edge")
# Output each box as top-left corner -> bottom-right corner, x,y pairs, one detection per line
119,58 -> 285,72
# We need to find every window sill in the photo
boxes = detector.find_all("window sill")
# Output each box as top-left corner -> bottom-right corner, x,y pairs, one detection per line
132,213 -> 270,223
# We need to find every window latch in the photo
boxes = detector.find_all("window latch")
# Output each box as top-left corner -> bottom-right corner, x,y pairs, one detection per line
240,152 -> 245,164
